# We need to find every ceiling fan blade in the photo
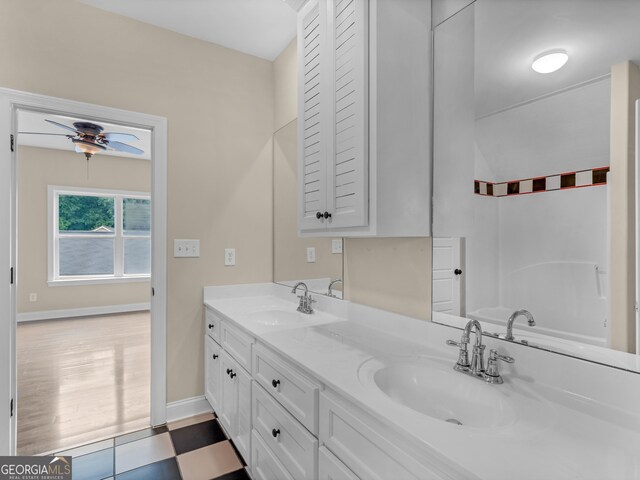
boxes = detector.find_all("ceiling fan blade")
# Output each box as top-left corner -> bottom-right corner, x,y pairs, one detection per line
45,119 -> 80,134
101,132 -> 140,142
108,141 -> 144,155
18,132 -> 70,136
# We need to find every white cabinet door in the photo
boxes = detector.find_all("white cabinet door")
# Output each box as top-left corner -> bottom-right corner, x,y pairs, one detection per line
219,351 -> 238,435
326,0 -> 368,229
204,335 -> 222,413
298,0 -> 329,230
319,446 -> 359,480
235,365 -> 252,465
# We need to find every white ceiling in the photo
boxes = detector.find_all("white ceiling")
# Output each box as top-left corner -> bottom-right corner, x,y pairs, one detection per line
78,0 -> 298,61
17,110 -> 152,160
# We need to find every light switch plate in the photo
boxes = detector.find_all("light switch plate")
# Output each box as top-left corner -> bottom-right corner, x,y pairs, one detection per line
332,238 -> 343,254
174,239 -> 200,258
225,248 -> 236,266
307,247 -> 316,263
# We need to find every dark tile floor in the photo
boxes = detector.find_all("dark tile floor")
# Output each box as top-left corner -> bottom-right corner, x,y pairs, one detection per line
55,413 -> 250,480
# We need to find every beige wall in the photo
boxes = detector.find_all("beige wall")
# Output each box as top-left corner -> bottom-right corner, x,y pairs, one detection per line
17,146 -> 151,313
1,0 -> 274,402
272,32 -> 432,320
273,120 -> 342,287
273,40 -> 298,131
610,61 -> 640,353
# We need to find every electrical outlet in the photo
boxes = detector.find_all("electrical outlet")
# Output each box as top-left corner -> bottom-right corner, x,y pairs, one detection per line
307,247 -> 316,263
174,239 -> 200,258
331,238 -> 343,254
225,248 -> 236,266
29,293 -> 37,302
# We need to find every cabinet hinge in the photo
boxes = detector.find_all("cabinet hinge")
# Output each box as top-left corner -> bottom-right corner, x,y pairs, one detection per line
10,398 -> 13,417
10,267 -> 14,285
10,134 -> 14,152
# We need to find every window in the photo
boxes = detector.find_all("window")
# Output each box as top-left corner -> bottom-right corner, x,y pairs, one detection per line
49,187 -> 151,284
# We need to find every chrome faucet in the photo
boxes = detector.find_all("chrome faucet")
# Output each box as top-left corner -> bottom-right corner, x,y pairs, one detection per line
447,319 -> 485,377
447,319 -> 515,384
327,279 -> 342,297
291,282 -> 315,314
505,309 -> 536,341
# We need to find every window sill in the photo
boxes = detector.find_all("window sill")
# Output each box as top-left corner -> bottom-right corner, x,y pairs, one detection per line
48,276 -> 150,287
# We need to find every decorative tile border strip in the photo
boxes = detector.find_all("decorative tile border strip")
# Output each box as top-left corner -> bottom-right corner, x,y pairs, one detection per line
474,166 -> 609,197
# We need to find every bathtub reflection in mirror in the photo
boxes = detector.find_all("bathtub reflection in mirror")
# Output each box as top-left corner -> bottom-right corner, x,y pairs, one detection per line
431,0 -> 640,372
273,119 -> 344,298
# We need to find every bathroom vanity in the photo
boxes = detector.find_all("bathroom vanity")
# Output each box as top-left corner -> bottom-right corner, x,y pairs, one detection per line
204,283 -> 640,480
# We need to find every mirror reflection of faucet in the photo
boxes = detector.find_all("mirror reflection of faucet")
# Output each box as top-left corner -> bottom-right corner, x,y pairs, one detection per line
327,279 -> 343,298
503,309 -> 536,341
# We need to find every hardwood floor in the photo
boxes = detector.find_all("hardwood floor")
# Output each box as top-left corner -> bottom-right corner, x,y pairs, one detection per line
17,311 -> 150,455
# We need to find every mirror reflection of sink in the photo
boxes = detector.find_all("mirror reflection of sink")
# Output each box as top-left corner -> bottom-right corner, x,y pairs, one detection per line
359,357 -> 517,428
247,309 -> 306,326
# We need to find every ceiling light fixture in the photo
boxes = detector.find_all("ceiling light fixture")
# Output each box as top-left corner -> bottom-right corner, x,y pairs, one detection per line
531,49 -> 569,74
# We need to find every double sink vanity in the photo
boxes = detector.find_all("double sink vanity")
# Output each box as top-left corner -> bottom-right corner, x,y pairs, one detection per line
203,283 -> 640,480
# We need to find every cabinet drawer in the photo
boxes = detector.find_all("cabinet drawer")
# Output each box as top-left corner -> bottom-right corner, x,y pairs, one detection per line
319,446 -> 359,480
204,307 -> 221,343
252,342 -> 319,434
221,320 -> 254,372
251,430 -> 294,480
252,383 -> 318,480
320,391 -> 473,480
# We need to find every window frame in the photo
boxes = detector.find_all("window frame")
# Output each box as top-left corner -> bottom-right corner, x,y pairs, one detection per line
48,185 -> 151,286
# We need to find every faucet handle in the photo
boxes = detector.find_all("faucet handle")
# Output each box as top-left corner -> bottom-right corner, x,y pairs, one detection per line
446,339 -> 465,348
488,349 -> 514,364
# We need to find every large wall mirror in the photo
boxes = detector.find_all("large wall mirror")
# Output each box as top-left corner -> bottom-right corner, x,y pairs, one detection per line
273,119 -> 344,297
431,0 -> 640,372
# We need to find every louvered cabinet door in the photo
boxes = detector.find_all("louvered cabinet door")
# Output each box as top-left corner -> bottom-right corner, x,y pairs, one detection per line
298,0 -> 328,231
326,0 -> 369,229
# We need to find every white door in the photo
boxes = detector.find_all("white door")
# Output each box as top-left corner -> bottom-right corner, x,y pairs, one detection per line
635,99 -> 640,354
432,237 -> 464,316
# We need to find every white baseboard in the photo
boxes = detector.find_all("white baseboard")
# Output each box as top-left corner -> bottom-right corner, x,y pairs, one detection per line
166,396 -> 213,423
17,303 -> 151,322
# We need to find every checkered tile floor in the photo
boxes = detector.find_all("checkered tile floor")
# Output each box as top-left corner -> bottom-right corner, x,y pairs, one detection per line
54,413 -> 250,480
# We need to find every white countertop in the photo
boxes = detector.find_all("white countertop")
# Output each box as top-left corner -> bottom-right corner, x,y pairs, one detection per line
204,283 -> 640,480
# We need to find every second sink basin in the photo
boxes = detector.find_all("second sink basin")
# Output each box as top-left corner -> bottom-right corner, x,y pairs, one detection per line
359,356 -> 517,429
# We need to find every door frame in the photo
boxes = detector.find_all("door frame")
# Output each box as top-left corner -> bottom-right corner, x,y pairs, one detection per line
0,87 -> 168,455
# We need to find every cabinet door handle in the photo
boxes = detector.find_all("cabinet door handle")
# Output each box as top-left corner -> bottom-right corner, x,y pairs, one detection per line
226,368 -> 232,375
208,323 -> 214,329
212,354 -> 218,360
454,269 -> 462,276
316,211 -> 323,219
229,371 -> 236,378
323,211 -> 332,219
272,428 -> 280,438
271,379 -> 280,389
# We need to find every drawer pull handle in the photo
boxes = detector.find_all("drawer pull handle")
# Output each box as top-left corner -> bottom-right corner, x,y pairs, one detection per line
212,354 -> 218,360
229,371 -> 236,378
272,379 -> 280,389
272,428 -> 280,438
208,323 -> 214,329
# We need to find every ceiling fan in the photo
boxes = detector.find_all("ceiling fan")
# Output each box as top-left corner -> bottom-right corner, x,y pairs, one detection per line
19,119 -> 144,161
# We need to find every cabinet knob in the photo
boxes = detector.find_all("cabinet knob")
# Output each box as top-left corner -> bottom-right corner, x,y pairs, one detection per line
323,211 -> 332,219
272,428 -> 280,438
272,379 -> 280,389
212,354 -> 218,360
226,368 -> 232,375
316,211 -> 323,219
208,323 -> 214,329
229,371 -> 236,378
454,269 -> 462,276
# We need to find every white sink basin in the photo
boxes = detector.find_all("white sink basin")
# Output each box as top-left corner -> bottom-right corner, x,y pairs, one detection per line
247,309 -> 308,326
359,356 -> 517,428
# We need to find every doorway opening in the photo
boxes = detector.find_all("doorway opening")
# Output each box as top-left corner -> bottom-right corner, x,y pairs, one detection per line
0,88 -> 167,456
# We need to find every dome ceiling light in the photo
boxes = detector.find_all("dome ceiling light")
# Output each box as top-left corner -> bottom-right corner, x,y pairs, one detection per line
531,49 -> 569,74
